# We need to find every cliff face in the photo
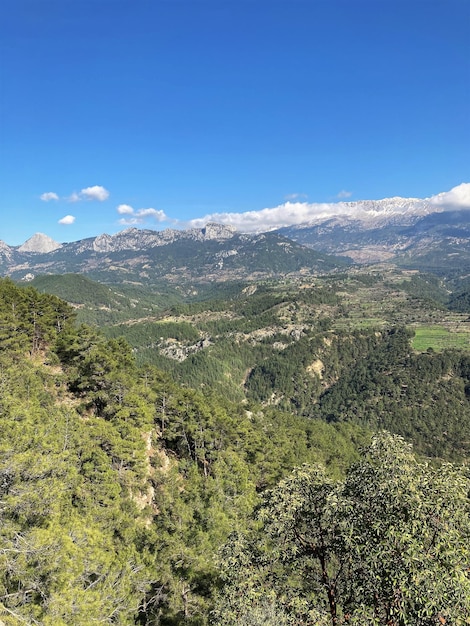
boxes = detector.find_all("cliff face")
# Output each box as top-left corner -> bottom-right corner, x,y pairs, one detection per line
17,233 -> 62,253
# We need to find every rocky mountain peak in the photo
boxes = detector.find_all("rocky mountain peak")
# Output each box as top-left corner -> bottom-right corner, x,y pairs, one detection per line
0,240 -> 14,261
201,223 -> 237,239
93,233 -> 114,252
18,233 -> 62,253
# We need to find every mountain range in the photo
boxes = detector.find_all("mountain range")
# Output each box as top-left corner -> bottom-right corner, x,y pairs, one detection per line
277,201 -> 470,272
2,194 -> 470,284
0,223 -> 350,285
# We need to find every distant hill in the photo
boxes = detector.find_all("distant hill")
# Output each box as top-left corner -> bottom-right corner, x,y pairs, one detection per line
0,224 -> 351,285
28,273 -> 182,325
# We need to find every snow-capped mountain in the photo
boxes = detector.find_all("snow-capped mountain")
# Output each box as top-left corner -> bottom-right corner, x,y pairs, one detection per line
276,197 -> 470,265
2,186 -> 470,281
229,183 -> 469,234
279,197 -> 440,231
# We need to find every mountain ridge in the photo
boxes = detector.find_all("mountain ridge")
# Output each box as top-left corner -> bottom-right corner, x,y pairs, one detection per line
0,224 -> 350,285
276,206 -> 470,267
2,192 -> 470,281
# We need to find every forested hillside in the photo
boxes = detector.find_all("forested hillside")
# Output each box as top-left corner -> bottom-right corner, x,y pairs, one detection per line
0,278 -> 366,624
1,277 -> 469,624
84,270 -> 470,461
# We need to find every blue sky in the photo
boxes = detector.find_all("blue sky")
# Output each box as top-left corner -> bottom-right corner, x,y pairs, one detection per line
1,0 -> 469,245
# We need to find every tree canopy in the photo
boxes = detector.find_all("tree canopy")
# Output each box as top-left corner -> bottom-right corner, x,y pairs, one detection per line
215,433 -> 470,625
0,277 -> 469,624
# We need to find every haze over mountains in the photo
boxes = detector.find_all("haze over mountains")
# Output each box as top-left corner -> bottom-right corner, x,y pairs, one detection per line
2,187 -> 470,283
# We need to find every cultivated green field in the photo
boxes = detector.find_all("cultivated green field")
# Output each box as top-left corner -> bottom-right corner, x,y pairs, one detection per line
412,325 -> 470,352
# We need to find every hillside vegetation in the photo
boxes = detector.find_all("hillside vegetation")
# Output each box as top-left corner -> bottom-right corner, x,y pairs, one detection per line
36,269 -> 468,461
0,278 -> 368,624
2,274 -> 470,624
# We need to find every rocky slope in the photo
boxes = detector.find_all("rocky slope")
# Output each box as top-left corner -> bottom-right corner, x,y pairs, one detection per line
0,223 -> 349,285
18,232 -> 62,253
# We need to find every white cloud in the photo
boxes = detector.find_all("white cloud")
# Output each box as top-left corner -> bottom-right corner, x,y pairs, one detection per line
40,192 -> 59,202
284,193 -> 308,201
58,215 -> 76,225
429,183 -> 470,208
118,217 -> 140,226
117,204 -> 135,214
184,202 -> 342,233
68,192 -> 81,203
180,184 -> 469,233
337,190 -> 353,199
136,208 -> 167,221
68,185 -> 110,202
79,185 -> 110,201
116,205 -> 169,225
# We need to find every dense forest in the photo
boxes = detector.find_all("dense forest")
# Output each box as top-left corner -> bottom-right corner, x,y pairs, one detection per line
0,276 -> 469,624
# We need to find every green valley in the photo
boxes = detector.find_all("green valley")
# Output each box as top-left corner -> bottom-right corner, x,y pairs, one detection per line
1,264 -> 470,624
